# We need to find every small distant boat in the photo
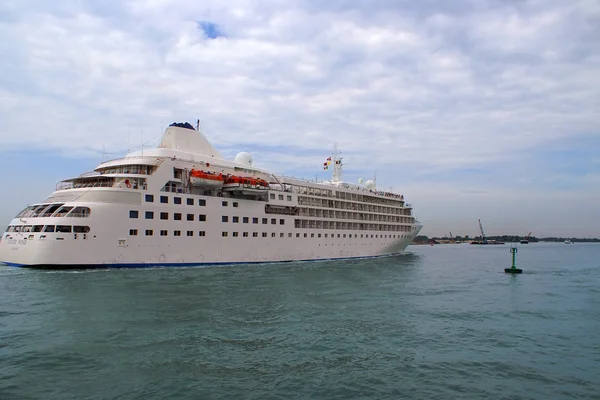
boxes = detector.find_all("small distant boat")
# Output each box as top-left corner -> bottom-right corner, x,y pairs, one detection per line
565,239 -> 572,244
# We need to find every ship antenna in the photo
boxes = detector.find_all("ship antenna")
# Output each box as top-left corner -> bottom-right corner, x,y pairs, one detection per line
196,119 -> 200,131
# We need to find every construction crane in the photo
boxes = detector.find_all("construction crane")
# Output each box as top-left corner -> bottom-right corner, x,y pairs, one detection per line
449,232 -> 455,243
478,219 -> 487,244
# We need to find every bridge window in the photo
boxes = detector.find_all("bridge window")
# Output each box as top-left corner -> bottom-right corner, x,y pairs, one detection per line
73,226 -> 90,233
56,225 -> 72,233
40,204 -> 64,217
67,207 -> 91,218
31,205 -> 49,217
54,206 -> 73,217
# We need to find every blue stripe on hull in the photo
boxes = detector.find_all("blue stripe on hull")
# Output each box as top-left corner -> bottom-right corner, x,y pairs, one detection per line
1,253 -> 406,269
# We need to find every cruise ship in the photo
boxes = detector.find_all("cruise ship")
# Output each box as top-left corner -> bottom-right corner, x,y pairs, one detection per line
0,122 -> 422,268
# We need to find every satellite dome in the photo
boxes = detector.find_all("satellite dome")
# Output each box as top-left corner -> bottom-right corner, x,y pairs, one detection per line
358,178 -> 364,184
234,152 -> 253,166
365,179 -> 376,190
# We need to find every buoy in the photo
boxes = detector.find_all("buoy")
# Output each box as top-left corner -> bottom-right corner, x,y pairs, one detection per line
504,247 -> 523,273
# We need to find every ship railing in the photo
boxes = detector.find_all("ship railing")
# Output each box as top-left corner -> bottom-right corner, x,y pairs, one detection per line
278,174 -> 404,199
56,178 -> 115,190
78,171 -> 101,178
56,181 -> 74,190
277,174 -> 324,184
100,155 -> 163,164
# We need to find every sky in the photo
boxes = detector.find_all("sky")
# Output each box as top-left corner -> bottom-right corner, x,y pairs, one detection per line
0,0 -> 599,238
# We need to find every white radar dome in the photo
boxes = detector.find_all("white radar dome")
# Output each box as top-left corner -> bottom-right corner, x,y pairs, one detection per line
365,180 -> 376,190
358,178 -> 364,184
234,152 -> 253,166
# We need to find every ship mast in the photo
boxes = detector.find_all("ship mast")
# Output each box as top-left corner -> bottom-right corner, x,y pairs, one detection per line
331,143 -> 343,183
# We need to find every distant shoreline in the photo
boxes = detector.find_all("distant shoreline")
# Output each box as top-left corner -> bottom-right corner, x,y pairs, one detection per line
412,236 -> 600,245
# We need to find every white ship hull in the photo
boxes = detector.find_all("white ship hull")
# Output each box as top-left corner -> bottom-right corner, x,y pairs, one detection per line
0,122 -> 422,268
0,192 -> 421,267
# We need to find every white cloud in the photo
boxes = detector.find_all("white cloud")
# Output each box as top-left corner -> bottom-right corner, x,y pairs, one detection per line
0,0 -> 599,235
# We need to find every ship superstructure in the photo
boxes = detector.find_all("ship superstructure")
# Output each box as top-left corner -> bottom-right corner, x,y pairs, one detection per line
0,122 -> 422,268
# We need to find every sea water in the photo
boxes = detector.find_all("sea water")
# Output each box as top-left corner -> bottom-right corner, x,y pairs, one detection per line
1,242 -> 599,399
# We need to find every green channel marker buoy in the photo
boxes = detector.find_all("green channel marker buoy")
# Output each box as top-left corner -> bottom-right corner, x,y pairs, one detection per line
505,247 -> 523,273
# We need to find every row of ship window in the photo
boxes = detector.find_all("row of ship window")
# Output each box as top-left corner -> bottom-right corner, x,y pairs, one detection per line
129,210 -> 285,225
145,195 -> 271,208
270,193 -> 293,201
145,194 -> 207,206
6,225 -> 90,233
129,229 -> 205,237
129,229 -> 410,239
130,210 -> 207,221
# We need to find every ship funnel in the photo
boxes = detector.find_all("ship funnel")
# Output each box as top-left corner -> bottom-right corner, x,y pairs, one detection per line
160,122 -> 223,158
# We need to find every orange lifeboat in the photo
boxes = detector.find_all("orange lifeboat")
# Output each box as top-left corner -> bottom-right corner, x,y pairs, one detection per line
190,170 -> 224,188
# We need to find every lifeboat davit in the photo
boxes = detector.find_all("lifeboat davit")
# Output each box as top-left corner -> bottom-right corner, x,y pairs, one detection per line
190,170 -> 224,188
